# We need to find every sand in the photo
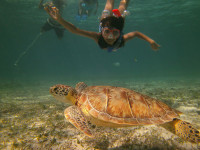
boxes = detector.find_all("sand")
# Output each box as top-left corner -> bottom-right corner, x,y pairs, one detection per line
0,78 -> 199,150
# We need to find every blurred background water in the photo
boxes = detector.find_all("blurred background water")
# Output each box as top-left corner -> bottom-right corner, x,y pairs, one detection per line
0,0 -> 200,81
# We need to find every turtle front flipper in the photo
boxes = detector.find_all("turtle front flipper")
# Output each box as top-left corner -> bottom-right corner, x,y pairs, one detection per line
161,118 -> 200,143
64,106 -> 93,137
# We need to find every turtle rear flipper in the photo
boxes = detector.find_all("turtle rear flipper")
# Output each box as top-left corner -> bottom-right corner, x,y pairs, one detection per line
64,106 -> 93,137
161,118 -> 200,143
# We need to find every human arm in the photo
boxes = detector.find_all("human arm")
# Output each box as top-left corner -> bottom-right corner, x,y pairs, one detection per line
44,3 -> 99,41
124,31 -> 160,51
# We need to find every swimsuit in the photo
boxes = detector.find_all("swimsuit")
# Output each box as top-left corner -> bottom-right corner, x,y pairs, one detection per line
107,33 -> 124,52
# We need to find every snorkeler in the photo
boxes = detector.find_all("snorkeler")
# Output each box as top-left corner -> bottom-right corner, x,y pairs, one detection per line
14,0 -> 67,66
76,0 -> 98,21
39,0 -> 67,39
44,0 -> 160,52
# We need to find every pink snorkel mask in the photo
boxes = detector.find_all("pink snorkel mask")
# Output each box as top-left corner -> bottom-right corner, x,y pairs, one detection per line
112,9 -> 121,17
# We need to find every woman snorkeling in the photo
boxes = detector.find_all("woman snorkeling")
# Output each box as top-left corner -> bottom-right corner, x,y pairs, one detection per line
44,0 -> 160,52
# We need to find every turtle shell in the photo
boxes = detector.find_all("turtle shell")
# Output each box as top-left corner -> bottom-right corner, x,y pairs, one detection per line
77,86 -> 180,126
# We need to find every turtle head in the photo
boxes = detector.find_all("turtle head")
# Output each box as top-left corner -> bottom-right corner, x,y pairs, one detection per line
49,84 -> 77,105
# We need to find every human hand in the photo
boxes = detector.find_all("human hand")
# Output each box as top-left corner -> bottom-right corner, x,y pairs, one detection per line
44,2 -> 61,21
150,41 -> 160,51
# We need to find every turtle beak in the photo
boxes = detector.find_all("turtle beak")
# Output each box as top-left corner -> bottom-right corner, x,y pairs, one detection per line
49,85 -> 58,96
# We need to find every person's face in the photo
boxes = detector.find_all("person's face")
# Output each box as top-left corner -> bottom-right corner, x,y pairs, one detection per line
102,27 -> 120,45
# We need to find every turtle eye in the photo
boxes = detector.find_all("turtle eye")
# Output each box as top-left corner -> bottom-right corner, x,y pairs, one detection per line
54,87 -> 58,91
53,87 -> 58,94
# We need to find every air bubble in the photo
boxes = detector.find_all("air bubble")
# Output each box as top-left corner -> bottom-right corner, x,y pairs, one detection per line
122,10 -> 130,17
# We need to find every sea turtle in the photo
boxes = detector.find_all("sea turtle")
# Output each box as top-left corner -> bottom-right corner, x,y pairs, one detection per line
49,82 -> 200,143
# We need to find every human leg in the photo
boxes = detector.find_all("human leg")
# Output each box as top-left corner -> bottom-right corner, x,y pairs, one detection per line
100,0 -> 114,19
41,20 -> 53,33
54,28 -> 65,39
118,0 -> 130,15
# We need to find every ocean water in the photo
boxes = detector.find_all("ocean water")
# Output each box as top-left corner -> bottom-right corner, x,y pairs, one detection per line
0,0 -> 200,149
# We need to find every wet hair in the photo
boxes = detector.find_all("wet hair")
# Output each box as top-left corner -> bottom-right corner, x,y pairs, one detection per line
98,16 -> 125,49
101,16 -> 125,31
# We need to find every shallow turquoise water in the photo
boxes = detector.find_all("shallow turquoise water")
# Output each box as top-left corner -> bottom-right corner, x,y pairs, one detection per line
0,0 -> 200,149
0,0 -> 200,80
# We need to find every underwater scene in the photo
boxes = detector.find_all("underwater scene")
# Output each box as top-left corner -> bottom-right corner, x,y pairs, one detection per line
0,0 -> 200,149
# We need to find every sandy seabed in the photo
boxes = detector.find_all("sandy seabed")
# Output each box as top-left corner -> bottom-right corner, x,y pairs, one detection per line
0,78 -> 199,150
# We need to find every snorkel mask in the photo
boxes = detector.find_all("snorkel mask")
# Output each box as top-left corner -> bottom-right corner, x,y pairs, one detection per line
102,27 -> 120,39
